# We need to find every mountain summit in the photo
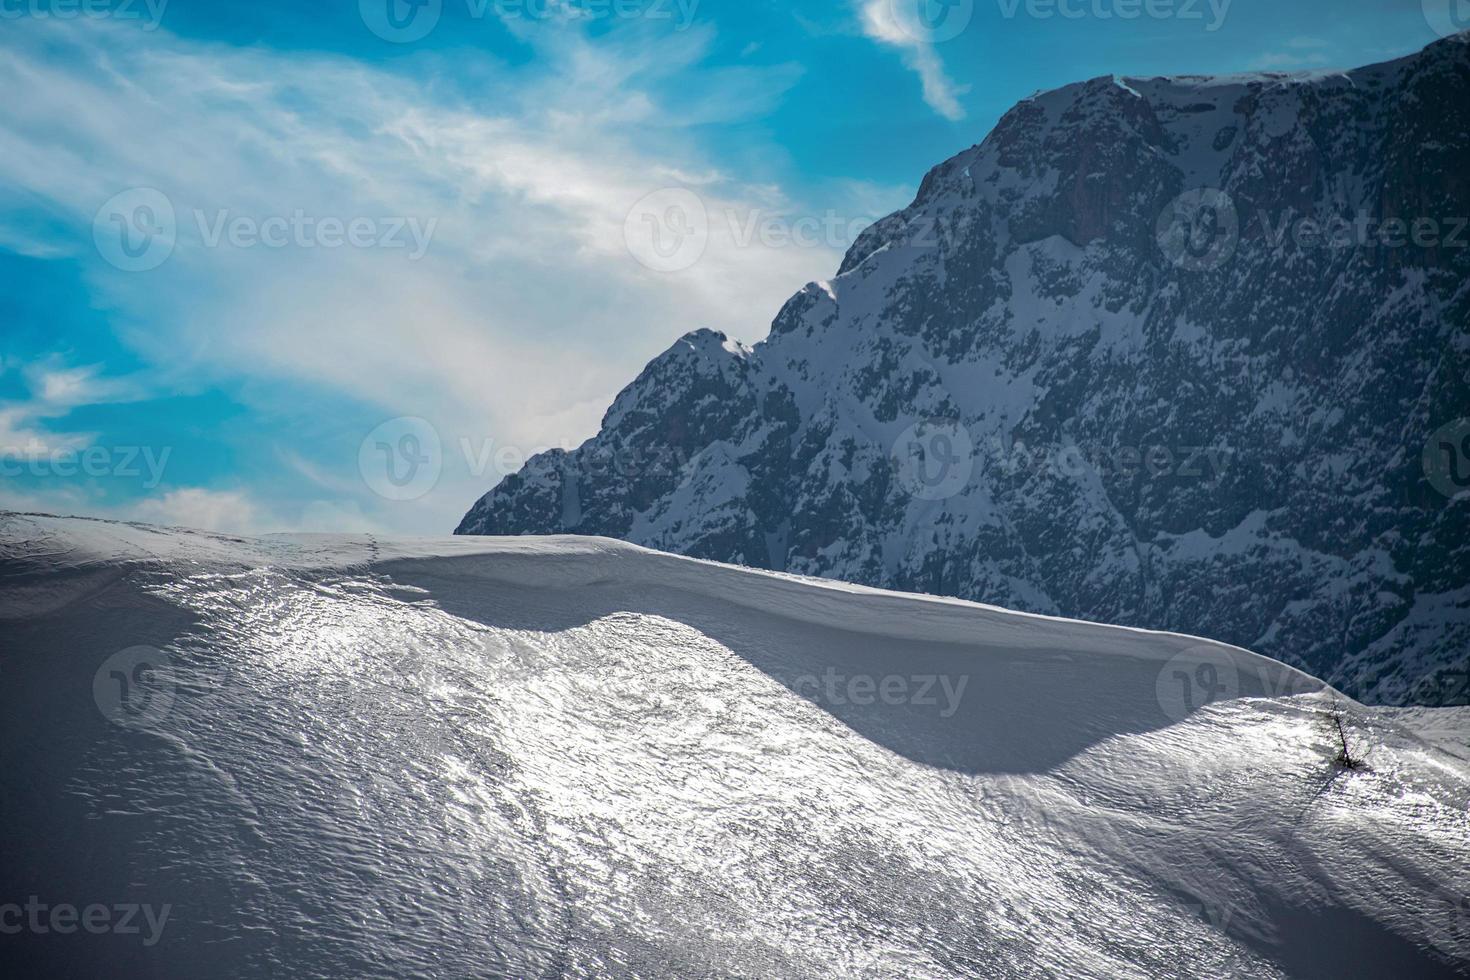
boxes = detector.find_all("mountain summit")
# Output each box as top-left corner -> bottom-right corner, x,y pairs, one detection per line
458,34 -> 1470,705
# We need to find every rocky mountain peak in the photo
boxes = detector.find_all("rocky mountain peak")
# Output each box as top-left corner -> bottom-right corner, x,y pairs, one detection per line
460,35 -> 1470,706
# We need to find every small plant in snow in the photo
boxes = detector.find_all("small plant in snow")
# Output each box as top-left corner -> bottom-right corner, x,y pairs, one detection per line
1326,700 -> 1366,771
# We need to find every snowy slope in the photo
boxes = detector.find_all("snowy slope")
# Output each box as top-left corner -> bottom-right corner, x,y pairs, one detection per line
459,32 -> 1470,707
3,511 -> 1468,978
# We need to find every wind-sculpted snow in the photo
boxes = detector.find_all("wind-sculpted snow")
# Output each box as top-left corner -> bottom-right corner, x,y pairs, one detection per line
2,512 -> 1468,977
459,32 -> 1470,708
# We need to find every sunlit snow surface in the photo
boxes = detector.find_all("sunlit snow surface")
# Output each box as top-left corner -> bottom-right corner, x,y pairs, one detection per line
2,512 -> 1468,978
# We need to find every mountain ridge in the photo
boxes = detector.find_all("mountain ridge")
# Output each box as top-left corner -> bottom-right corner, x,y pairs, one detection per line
458,32 -> 1470,706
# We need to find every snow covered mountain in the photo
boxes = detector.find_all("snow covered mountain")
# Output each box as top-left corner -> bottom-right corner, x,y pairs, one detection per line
2,511 -> 1469,977
458,32 -> 1470,708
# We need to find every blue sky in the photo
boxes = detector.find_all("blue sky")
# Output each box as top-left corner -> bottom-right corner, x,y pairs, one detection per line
0,0 -> 1456,534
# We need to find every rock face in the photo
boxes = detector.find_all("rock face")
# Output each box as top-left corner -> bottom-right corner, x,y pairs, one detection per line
459,34 -> 1470,706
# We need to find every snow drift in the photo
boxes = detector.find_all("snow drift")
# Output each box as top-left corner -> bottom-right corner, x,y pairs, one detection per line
1,512 -> 1468,978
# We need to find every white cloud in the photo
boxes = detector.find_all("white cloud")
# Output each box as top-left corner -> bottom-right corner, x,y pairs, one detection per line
129,488 -> 262,534
0,482 -> 99,517
0,359 -> 146,457
0,18 -> 880,534
1249,51 -> 1332,70
1250,38 -> 1335,71
858,0 -> 968,120
0,482 -> 280,536
29,363 -> 144,408
0,407 -> 90,459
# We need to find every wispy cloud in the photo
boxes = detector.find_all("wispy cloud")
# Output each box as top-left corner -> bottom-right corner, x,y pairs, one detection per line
1250,37 -> 1334,71
0,406 -> 90,459
857,0 -> 968,120
0,359 -> 146,457
0,481 -> 269,535
0,18 -> 876,533
28,362 -> 145,408
129,487 -> 262,534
